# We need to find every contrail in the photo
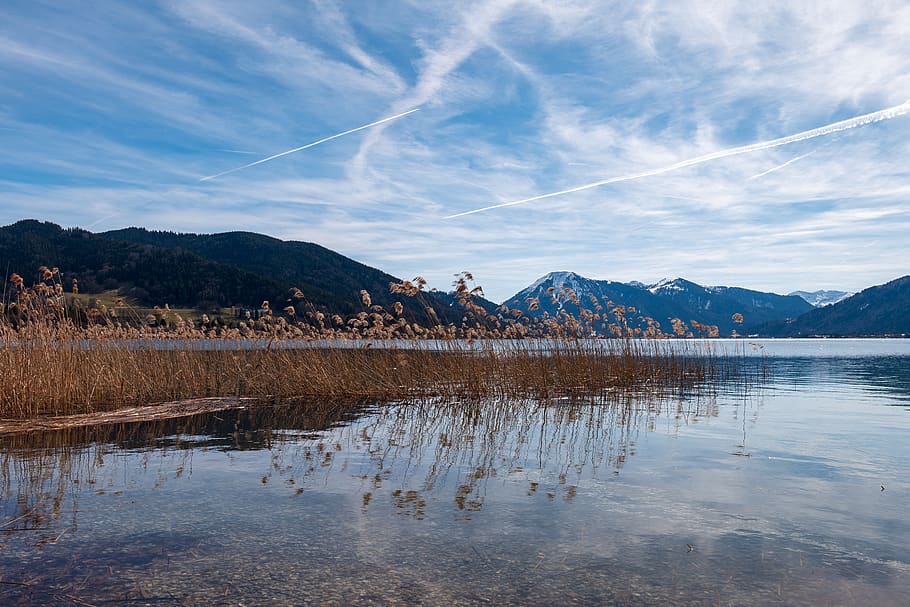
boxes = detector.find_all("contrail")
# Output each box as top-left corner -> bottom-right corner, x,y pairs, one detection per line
445,99 -> 910,218
200,108 -> 420,181
216,148 -> 260,155
747,149 -> 817,180
85,213 -> 120,229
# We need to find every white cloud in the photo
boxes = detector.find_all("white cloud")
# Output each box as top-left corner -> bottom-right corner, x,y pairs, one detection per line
1,0 -> 907,302
348,0 -> 521,177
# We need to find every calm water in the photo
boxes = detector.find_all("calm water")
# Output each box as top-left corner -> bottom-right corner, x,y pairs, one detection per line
2,340 -> 909,606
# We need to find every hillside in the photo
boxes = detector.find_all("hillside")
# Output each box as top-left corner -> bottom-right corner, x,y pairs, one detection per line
0,220 -> 278,310
758,276 -> 910,336
0,220 -> 464,320
99,227 -> 443,316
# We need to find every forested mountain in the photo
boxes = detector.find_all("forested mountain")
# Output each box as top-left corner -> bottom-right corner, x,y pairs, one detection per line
758,276 -> 910,336
0,220 -> 467,320
0,220 -> 277,309
99,227 -> 438,316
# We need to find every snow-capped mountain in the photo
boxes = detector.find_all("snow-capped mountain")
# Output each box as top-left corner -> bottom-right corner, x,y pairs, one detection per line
788,290 -> 853,307
504,272 -> 814,335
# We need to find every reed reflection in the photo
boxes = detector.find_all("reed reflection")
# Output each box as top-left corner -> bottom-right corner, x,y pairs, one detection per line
0,401 -> 368,548
336,394 -> 720,520
2,393 -> 722,546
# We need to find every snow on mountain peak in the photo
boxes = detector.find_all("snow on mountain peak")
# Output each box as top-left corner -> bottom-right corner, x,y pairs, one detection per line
788,290 -> 853,307
528,271 -> 582,292
648,277 -> 684,294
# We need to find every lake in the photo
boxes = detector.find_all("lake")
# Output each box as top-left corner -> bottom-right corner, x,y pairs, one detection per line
2,339 -> 909,605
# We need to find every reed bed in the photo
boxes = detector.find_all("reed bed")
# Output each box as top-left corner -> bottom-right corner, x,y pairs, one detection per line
0,269 -> 738,420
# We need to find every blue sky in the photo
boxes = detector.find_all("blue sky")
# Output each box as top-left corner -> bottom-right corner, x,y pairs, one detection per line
1,1 -> 908,302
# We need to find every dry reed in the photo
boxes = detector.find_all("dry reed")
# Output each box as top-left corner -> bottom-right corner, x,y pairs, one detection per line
0,268 -> 737,420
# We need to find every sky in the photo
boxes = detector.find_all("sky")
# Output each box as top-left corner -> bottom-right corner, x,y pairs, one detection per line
1,1 -> 909,303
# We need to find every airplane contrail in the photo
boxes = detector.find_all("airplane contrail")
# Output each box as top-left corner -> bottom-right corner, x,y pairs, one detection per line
216,148 -> 260,155
747,149 -> 817,180
445,99 -> 910,219
85,213 -> 120,229
200,108 -> 420,181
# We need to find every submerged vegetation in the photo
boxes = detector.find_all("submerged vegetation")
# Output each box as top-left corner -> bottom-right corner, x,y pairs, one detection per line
1,268 -> 742,420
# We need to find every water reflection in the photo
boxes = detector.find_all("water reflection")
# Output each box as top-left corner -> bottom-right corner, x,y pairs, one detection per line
1,393 -> 721,530
0,403 -> 366,541
1,353 -> 909,605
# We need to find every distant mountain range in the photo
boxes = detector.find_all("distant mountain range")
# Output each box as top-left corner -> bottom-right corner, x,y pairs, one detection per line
1,220 -> 906,336
503,272 -> 908,337
503,272 -> 814,336
759,276 -> 910,337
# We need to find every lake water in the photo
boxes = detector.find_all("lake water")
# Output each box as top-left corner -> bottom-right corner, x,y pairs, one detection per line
2,339 -> 909,605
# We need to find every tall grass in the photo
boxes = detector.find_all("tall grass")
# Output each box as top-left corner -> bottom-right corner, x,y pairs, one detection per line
0,268 -> 736,419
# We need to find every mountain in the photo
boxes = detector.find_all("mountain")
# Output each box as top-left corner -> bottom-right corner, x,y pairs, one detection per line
0,220 -> 467,320
6,220 -> 903,336
650,279 -> 813,330
505,272 -> 814,336
0,220 -> 278,310
97,226 -> 439,316
505,272 -> 682,334
759,276 -> 910,337
788,289 -> 852,307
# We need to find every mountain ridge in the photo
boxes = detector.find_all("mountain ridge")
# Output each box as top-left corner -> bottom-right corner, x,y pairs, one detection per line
2,220 -> 904,336
759,276 -> 910,336
506,272 -> 813,336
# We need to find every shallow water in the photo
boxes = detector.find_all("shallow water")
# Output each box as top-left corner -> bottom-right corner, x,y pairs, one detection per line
2,340 -> 909,605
